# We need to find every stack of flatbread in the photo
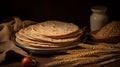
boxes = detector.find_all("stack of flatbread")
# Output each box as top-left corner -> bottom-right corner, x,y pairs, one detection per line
15,20 -> 83,48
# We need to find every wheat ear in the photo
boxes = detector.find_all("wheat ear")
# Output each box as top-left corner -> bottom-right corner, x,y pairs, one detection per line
97,43 -> 120,49
78,43 -> 115,50
67,49 -> 120,56
54,50 -> 108,60
98,57 -> 120,66
45,57 -> 97,67
66,49 -> 94,54
72,54 -> 118,67
114,44 -> 120,48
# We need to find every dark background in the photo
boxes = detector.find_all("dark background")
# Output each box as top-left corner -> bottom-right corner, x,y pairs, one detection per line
0,0 -> 120,28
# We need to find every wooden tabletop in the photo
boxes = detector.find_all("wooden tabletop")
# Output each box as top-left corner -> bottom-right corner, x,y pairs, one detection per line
0,51 -> 120,67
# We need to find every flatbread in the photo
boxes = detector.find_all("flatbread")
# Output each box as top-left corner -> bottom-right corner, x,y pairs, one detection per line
16,38 -> 79,48
32,20 -> 80,38
15,20 -> 82,48
16,26 -> 81,43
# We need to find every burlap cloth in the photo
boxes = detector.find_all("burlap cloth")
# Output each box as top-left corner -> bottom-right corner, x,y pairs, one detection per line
0,17 -> 37,63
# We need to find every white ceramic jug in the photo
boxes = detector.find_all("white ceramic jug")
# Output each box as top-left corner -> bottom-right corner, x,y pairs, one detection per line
90,6 -> 108,31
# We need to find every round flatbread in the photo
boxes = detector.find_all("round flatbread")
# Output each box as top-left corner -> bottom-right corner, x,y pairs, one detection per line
15,20 -> 82,48
16,38 -> 60,47
16,26 -> 81,43
32,25 -> 82,39
16,38 -> 79,48
32,20 -> 80,38
16,31 -> 80,46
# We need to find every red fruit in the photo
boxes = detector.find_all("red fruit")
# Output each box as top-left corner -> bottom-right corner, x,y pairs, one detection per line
21,57 -> 32,67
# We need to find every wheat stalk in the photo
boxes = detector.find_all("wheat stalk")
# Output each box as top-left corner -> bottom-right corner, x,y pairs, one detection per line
78,43 -> 115,50
72,58 -> 98,67
98,57 -> 120,66
72,54 -> 118,67
45,57 -> 97,67
54,50 -> 110,60
114,44 -> 120,48
55,49 -> 120,60
66,49 -> 94,54
45,42 -> 120,67
67,48 -> 120,55
97,43 -> 120,49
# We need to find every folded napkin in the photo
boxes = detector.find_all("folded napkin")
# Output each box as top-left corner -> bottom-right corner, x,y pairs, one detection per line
0,17 -> 37,63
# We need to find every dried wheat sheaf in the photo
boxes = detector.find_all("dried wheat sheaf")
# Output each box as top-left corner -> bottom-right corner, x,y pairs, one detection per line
45,43 -> 120,67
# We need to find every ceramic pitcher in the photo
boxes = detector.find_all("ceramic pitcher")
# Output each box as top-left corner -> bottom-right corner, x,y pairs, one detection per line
90,6 -> 108,31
